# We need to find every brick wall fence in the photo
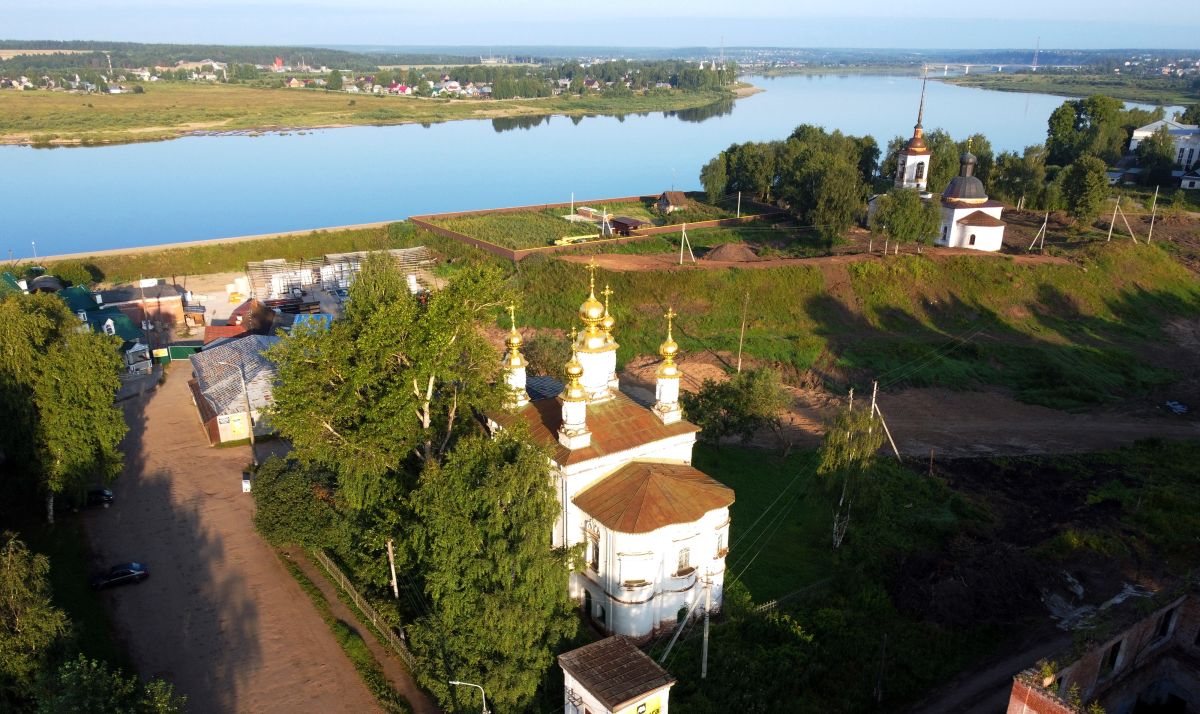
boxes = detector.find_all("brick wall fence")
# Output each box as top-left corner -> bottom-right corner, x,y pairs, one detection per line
410,194 -> 784,262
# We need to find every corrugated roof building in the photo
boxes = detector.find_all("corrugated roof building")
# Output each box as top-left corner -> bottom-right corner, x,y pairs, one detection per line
188,335 -> 279,445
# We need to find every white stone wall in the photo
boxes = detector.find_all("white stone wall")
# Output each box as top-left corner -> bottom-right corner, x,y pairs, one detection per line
571,507 -> 730,638
896,152 -> 930,191
936,206 -> 1005,252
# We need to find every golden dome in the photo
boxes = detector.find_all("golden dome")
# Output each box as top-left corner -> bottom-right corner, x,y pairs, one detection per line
659,306 -> 680,358
504,304 -> 524,351
561,331 -> 587,402
600,284 -> 616,337
580,294 -> 605,323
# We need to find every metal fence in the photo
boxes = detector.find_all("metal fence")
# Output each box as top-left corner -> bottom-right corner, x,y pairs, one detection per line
311,549 -> 417,669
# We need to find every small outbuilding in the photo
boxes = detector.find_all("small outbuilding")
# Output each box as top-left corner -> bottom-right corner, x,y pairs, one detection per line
188,335 -> 280,445
656,191 -> 689,214
559,636 -> 675,714
610,216 -> 650,236
1183,169 -> 1200,190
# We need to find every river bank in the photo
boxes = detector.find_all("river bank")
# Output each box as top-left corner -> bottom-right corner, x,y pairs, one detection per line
0,81 -> 747,147
937,73 -> 1195,107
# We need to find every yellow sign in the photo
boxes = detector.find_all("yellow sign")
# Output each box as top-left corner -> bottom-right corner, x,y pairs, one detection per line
152,348 -> 169,358
617,695 -> 661,714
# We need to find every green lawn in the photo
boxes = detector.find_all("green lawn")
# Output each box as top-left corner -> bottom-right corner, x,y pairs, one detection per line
694,444 -> 832,601
425,196 -> 759,250
940,72 -> 1199,106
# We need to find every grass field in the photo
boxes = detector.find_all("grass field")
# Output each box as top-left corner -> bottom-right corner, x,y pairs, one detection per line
0,81 -> 738,146
939,73 -> 1199,107
424,196 -> 754,249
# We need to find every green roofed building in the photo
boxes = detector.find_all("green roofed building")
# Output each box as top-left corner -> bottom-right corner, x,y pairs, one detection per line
0,272 -> 24,296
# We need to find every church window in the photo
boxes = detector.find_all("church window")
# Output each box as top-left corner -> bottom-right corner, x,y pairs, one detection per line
589,539 -> 599,572
969,234 -> 976,246
915,162 -> 925,181
941,226 -> 948,240
1179,148 -> 1187,164
676,547 -> 691,575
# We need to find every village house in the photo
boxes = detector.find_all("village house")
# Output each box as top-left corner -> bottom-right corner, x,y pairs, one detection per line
188,335 -> 280,445
1129,119 -> 1200,171
559,636 -> 676,714
488,268 -> 734,639
656,191 -> 690,214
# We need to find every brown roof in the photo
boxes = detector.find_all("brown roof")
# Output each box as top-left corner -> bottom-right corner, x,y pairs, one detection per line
489,392 -> 699,466
573,462 -> 734,533
660,191 -> 689,206
611,216 -> 650,228
956,210 -> 1006,227
203,324 -> 248,345
559,636 -> 675,711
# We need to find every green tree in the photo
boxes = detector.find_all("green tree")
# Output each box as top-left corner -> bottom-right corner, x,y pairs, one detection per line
925,129 -> 961,195
809,154 -> 866,248
0,533 -> 69,706
252,457 -> 344,549
268,257 -> 507,510
700,152 -> 728,202
0,293 -> 126,522
1180,104 -> 1200,124
870,188 -> 941,251
817,405 -> 886,549
407,428 -> 576,713
681,368 -> 791,446
327,69 -> 343,91
521,331 -> 572,378
37,655 -> 185,714
1062,155 -> 1110,223
993,145 -> 1048,209
33,329 -> 126,522
1045,95 -> 1129,166
1135,125 -> 1178,185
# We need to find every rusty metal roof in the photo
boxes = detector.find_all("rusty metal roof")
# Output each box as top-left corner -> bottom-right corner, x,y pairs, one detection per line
573,461 -> 734,534
956,210 -> 1007,228
490,391 -> 699,466
558,636 -> 675,711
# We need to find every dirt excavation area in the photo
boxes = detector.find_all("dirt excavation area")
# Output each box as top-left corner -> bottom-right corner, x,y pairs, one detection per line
85,368 -> 382,714
621,351 -> 1200,458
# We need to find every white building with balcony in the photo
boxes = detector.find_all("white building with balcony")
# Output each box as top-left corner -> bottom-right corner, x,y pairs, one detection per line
488,269 -> 734,639
1129,119 -> 1199,171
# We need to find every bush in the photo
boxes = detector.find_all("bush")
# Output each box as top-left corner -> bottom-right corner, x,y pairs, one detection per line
252,457 -> 343,549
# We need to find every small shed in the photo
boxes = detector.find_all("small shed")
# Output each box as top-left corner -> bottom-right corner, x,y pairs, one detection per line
656,191 -> 689,214
188,335 -> 280,445
610,216 -> 650,236
1183,169 -> 1200,190
559,636 -> 675,714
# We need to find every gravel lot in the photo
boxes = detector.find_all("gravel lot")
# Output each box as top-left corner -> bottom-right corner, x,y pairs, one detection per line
85,366 -> 381,713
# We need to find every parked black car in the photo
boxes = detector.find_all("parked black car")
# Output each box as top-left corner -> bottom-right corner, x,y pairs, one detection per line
91,562 -> 149,590
66,487 -> 114,512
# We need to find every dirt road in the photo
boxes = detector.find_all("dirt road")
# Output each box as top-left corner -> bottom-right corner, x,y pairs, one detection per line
85,367 -> 383,713
561,246 -> 1070,272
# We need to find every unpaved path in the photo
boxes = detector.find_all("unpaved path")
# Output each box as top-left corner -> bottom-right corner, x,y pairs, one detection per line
288,549 -> 440,714
85,367 -> 382,713
562,246 -> 1070,272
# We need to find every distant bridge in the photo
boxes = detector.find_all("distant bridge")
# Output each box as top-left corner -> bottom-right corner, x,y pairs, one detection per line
938,63 -> 1085,75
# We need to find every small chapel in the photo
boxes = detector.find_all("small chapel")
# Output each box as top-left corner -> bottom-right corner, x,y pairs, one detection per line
487,264 -> 734,639
870,71 -> 1007,252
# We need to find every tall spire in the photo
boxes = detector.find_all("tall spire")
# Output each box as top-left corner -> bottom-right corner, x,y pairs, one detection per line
916,65 -> 928,130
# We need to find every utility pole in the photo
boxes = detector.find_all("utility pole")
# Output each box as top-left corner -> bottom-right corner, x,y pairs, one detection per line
386,539 -> 400,599
736,292 -> 749,373
1147,185 -> 1159,243
570,191 -> 574,214
736,191 -> 741,218
31,241 -> 37,260
701,570 -> 712,679
1107,195 -> 1120,242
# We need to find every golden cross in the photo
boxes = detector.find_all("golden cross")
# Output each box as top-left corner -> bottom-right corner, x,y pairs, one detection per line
601,284 -> 613,312
664,306 -> 677,336
967,137 -> 974,154
507,303 -> 517,330
585,258 -> 598,294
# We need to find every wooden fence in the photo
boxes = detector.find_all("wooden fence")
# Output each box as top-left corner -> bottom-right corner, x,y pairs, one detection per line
312,549 -> 417,669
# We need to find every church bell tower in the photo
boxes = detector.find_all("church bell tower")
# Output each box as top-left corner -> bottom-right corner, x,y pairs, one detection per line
895,68 -> 932,193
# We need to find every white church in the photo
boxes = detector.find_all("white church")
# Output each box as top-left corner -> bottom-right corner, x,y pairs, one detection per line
488,266 -> 734,639
872,72 -> 1007,252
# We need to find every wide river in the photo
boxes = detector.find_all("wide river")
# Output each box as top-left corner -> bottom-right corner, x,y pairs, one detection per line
0,73 -> 1166,257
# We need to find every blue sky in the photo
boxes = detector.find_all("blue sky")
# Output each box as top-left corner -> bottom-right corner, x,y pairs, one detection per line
4,1 -> 1198,48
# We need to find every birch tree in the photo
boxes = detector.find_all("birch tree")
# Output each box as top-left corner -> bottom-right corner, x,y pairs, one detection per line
818,402 -> 885,549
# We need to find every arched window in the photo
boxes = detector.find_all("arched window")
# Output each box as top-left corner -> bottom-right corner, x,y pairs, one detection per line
942,225 -> 948,240
969,234 -> 977,246
915,162 -> 925,181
